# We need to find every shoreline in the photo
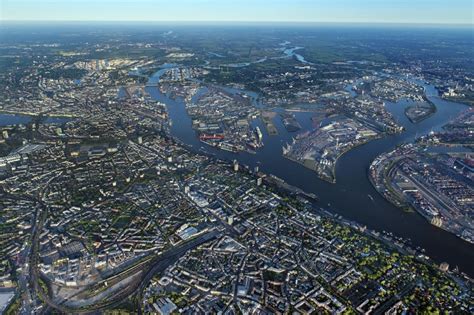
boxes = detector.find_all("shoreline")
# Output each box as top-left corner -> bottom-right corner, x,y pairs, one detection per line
368,154 -> 474,246
152,67 -> 474,277
283,133 -> 384,184
404,101 -> 437,124
233,145 -> 473,283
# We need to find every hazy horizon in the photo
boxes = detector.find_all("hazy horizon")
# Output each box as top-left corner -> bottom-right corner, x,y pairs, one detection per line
1,0 -> 473,25
1,20 -> 473,29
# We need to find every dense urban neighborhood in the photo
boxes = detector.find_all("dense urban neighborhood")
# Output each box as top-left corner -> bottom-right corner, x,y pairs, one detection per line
0,22 -> 473,314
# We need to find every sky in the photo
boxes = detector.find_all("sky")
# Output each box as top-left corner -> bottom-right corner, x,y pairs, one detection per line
1,0 -> 473,25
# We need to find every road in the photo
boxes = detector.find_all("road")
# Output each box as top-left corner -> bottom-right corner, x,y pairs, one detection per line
136,229 -> 220,314
35,229 -> 220,314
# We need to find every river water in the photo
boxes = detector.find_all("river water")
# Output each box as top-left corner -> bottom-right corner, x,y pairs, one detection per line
0,113 -> 34,126
0,113 -> 72,126
146,67 -> 474,276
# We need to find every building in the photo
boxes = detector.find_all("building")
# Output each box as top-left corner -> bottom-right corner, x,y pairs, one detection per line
233,160 -> 239,172
153,297 -> 177,315
439,262 -> 449,272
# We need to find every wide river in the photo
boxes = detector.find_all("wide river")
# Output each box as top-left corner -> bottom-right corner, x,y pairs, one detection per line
146,68 -> 474,276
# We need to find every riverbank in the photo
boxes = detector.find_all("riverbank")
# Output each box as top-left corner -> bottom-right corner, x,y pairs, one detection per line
369,144 -> 474,245
284,132 -> 384,184
147,66 -> 474,277
404,101 -> 437,124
